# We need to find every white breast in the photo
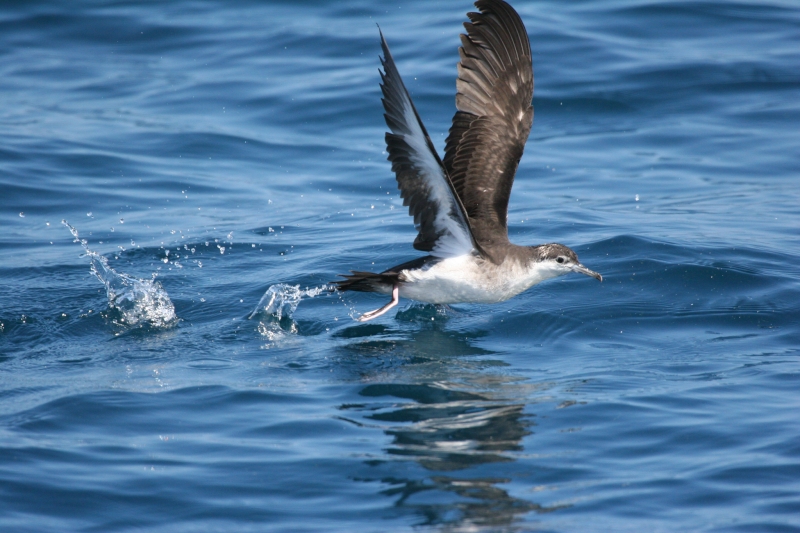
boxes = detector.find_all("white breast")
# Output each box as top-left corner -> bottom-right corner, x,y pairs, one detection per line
397,255 -> 561,305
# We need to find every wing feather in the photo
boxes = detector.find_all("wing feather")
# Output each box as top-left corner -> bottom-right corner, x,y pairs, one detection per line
443,0 -> 534,252
379,30 -> 478,258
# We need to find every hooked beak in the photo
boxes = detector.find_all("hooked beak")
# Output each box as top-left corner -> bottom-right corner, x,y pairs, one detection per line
572,263 -> 603,282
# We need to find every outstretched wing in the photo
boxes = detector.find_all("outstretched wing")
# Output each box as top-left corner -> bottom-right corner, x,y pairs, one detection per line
443,0 -> 533,250
379,30 -> 477,259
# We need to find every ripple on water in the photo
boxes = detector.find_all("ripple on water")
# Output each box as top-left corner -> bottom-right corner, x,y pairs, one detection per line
1,0 -> 799,531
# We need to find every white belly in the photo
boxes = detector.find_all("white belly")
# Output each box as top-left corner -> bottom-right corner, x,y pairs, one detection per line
397,255 -> 556,305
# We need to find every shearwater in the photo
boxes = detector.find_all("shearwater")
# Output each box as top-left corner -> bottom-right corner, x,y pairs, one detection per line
334,0 -> 602,322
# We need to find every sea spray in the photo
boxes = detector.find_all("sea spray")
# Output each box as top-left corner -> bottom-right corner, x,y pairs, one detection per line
63,220 -> 177,328
249,283 -> 331,320
250,283 -> 332,346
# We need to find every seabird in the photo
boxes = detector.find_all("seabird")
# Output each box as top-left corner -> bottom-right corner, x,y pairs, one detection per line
334,0 -> 602,322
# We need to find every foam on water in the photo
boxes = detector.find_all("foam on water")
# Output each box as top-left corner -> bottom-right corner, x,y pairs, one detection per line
63,220 -> 177,329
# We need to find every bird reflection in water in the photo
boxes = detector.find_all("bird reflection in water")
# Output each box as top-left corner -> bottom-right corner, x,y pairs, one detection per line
336,319 -> 567,530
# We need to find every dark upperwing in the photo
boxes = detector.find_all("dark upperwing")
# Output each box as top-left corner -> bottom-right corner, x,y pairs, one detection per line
443,0 -> 534,253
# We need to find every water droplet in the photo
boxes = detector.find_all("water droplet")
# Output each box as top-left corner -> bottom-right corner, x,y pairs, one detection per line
64,222 -> 177,327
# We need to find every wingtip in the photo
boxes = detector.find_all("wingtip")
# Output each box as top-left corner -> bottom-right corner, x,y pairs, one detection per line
377,31 -> 398,86
377,24 -> 394,62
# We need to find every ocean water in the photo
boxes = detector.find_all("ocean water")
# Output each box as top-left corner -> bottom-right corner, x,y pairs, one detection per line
1,0 -> 799,531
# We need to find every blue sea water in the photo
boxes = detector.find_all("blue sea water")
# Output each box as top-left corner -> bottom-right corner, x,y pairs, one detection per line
1,0 -> 799,531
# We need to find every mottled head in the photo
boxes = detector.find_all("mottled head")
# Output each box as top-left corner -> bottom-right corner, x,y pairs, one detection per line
532,243 -> 603,282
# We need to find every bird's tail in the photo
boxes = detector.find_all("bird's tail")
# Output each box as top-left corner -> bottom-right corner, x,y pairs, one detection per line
331,271 -> 394,293
332,257 -> 434,294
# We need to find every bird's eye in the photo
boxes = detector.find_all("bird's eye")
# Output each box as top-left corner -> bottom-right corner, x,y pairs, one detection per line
556,256 -> 565,264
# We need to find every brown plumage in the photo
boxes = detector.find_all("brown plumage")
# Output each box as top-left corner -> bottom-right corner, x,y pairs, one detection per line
332,1 -> 601,321
444,0 -> 533,254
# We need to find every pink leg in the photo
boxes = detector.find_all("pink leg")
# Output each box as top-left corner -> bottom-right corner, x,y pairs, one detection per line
356,285 -> 399,322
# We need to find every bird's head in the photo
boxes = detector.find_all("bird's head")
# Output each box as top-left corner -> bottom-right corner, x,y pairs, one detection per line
531,243 -> 603,282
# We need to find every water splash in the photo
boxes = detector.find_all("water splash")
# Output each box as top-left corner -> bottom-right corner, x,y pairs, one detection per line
249,283 -> 330,320
250,283 -> 331,348
63,220 -> 177,329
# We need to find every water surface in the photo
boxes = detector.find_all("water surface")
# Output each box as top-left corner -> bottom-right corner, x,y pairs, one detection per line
1,0 -> 799,531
